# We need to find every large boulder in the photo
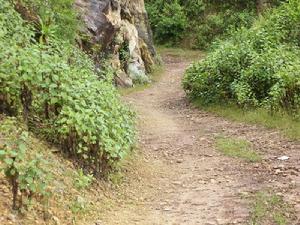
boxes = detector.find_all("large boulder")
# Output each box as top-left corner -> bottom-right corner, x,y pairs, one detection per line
75,0 -> 156,86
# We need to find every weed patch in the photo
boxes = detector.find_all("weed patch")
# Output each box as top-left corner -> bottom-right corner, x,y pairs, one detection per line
215,136 -> 261,162
250,191 -> 296,225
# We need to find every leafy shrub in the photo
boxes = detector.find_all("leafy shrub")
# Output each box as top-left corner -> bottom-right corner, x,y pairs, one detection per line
183,0 -> 300,114
194,9 -> 256,49
0,0 -> 135,175
146,0 -> 256,48
180,0 -> 206,20
0,118 -> 50,209
232,46 -> 300,110
183,38 -> 256,103
146,0 -> 187,44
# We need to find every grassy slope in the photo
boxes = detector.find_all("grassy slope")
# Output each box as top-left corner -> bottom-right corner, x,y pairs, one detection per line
0,115 -> 157,225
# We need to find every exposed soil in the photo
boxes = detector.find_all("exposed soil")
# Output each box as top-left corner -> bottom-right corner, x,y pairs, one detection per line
101,53 -> 300,225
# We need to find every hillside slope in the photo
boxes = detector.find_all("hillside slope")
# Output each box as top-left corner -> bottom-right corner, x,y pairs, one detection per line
0,115 -> 158,225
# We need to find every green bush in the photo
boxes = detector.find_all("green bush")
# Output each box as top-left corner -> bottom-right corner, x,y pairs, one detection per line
194,9 -> 256,49
183,38 -> 255,103
146,0 -> 187,44
180,0 -> 206,20
183,0 -> 300,114
146,0 -> 256,48
0,0 -> 135,175
232,46 -> 300,110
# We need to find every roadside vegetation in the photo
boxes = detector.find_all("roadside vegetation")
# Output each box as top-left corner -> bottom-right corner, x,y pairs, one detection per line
0,0 -> 135,177
182,0 -> 300,139
0,115 -> 150,224
146,0 -> 283,49
0,0 -> 135,219
0,116 -> 93,223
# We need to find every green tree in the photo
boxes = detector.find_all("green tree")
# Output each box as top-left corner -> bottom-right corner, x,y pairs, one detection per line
146,0 -> 187,44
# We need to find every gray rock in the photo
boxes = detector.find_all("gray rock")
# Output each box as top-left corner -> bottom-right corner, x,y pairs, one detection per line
115,70 -> 133,87
75,0 -> 156,85
75,0 -> 118,50
128,62 -> 149,83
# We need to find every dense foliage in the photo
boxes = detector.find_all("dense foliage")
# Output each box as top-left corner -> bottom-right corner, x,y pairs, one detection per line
145,0 -> 257,48
146,0 -> 188,44
0,0 -> 135,175
183,0 -> 300,114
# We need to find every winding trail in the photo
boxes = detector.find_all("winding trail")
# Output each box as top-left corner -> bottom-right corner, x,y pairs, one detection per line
103,52 -> 300,225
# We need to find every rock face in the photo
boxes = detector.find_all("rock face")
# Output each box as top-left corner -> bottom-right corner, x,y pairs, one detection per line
75,0 -> 156,87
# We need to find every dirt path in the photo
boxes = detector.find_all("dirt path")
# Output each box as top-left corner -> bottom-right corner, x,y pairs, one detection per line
102,53 -> 300,225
